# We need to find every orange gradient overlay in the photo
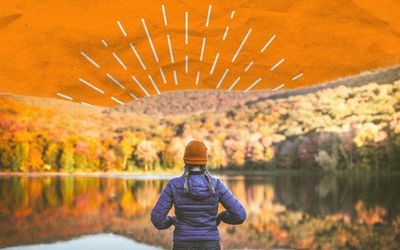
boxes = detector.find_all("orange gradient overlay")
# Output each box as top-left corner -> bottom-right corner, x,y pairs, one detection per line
0,0 -> 400,106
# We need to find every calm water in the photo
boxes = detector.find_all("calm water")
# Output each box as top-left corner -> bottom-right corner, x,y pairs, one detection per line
0,172 -> 399,249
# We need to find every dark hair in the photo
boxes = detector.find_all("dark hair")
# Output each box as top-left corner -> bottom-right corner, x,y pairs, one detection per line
183,164 -> 215,194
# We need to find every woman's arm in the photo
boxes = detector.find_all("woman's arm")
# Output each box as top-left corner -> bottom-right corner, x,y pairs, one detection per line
217,180 -> 246,225
151,181 -> 174,230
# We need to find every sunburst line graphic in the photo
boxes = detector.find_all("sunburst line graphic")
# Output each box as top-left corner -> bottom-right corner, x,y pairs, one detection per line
161,4 -> 168,26
56,3 -> 304,107
243,77 -> 262,93
185,11 -> 189,45
271,58 -> 285,71
112,52 -> 127,70
167,35 -> 175,63
216,68 -> 230,89
142,18 -> 159,63
272,83 -> 285,92
185,55 -> 189,74
159,68 -> 167,83
227,77 -> 241,92
261,34 -> 276,53
195,71 -> 200,86
101,39 -> 109,47
292,73 -> 303,81
222,27 -> 229,41
79,78 -> 104,94
132,75 -> 150,97
56,92 -> 73,101
80,51 -> 100,68
129,92 -> 138,100
231,28 -> 252,63
209,52 -> 220,75
129,43 -> 147,70
147,75 -> 161,95
199,38 -> 206,62
244,61 -> 254,72
222,10 -> 235,41
106,73 -> 125,90
173,70 -> 179,85
205,4 -> 212,28
111,96 -> 125,105
117,20 -> 127,37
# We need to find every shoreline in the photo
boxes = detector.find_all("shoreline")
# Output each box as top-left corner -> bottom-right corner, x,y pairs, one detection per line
1,169 -> 399,179
0,171 -> 179,179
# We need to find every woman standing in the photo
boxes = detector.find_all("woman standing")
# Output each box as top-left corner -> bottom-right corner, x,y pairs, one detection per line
151,140 -> 246,250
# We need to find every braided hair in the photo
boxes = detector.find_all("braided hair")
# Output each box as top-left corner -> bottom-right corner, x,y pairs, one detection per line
183,164 -> 215,194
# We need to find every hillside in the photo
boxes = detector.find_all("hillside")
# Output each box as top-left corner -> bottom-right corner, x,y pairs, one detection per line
1,68 -> 400,171
108,66 -> 400,116
107,90 -> 267,116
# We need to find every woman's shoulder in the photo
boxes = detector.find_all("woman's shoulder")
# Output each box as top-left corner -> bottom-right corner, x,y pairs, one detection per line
167,175 -> 184,186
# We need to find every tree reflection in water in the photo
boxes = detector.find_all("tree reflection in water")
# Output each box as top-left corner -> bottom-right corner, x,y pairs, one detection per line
0,174 -> 399,249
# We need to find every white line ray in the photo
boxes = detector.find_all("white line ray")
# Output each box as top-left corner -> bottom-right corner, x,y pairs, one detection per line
106,73 -> 125,89
129,92 -> 138,100
141,18 -> 159,62
159,68 -> 167,83
272,83 -> 285,92
101,40 -> 109,47
167,35 -> 175,63
231,28 -> 252,63
56,92 -> 73,101
200,37 -> 206,61
206,4 -> 212,27
210,52 -> 220,75
195,71 -> 200,85
81,101 -> 98,109
244,61 -> 254,72
129,43 -> 147,70
185,55 -> 188,73
243,77 -> 262,93
80,52 -> 100,68
161,4 -> 168,26
222,26 -> 229,41
117,20 -> 127,37
185,11 -> 188,45
260,34 -> 276,53
173,70 -> 178,85
216,68 -> 230,89
230,10 -> 235,19
228,77 -> 241,92
270,58 -> 285,71
292,73 -> 303,81
79,78 -> 104,94
112,52 -> 127,70
148,75 -> 161,95
132,76 -> 150,97
111,96 -> 125,105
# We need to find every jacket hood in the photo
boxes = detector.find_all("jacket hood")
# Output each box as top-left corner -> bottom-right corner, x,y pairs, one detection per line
185,174 -> 214,200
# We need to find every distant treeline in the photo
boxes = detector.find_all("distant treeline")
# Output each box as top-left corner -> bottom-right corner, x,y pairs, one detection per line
1,80 -> 400,172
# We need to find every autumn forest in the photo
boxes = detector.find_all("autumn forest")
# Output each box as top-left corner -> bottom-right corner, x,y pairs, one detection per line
1,74 -> 400,173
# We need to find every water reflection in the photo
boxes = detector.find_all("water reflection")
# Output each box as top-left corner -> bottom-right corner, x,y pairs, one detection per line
5,234 -> 161,250
0,173 -> 399,249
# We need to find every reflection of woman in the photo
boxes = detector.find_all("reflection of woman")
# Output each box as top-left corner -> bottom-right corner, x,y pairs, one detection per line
151,140 -> 246,250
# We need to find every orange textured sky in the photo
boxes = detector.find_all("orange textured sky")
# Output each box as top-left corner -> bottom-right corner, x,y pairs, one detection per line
0,0 -> 400,106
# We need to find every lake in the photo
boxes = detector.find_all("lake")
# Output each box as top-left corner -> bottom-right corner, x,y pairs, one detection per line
0,172 -> 399,249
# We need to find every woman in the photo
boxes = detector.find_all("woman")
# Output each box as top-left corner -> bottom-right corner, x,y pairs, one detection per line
151,140 -> 246,250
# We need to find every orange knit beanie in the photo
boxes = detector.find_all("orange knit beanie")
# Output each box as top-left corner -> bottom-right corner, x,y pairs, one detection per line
183,140 -> 208,165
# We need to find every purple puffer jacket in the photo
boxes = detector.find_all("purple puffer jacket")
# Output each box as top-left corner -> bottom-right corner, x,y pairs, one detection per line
151,173 -> 246,242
